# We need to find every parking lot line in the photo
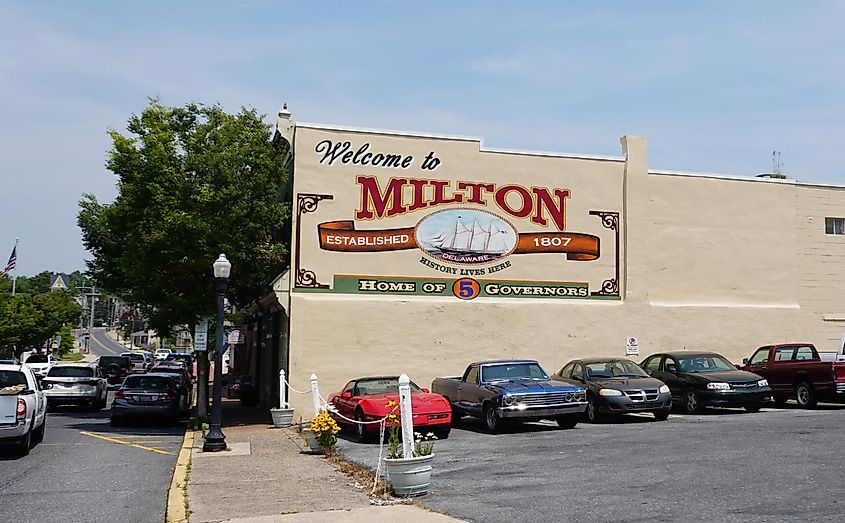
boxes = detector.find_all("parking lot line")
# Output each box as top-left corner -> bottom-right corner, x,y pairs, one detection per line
80,431 -> 175,455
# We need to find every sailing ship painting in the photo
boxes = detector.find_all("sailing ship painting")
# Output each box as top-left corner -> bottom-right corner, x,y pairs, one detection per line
414,209 -> 518,264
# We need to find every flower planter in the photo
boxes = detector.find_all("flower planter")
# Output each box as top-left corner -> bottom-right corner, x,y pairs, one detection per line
384,454 -> 434,496
302,429 -> 322,454
270,408 -> 295,428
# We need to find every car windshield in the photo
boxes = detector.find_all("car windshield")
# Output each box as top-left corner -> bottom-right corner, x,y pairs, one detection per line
677,355 -> 736,373
48,367 -> 94,378
123,376 -> 174,390
481,363 -> 549,382
25,355 -> 48,363
100,357 -> 129,366
356,378 -> 422,395
585,360 -> 649,380
0,370 -> 28,389
122,354 -> 144,361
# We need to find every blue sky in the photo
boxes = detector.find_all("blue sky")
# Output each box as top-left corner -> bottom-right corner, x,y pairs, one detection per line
2,1 -> 844,274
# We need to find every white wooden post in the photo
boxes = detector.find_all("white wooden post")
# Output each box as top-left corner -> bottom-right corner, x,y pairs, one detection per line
279,369 -> 287,409
398,374 -> 414,459
310,373 -> 321,416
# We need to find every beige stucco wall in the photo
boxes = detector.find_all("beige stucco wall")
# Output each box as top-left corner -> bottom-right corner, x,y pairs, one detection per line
795,185 -> 845,348
281,121 -> 842,414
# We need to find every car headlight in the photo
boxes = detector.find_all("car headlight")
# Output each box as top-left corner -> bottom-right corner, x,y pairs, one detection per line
502,394 -> 515,406
659,384 -> 670,394
598,388 -> 623,397
706,382 -> 731,391
757,379 -> 768,388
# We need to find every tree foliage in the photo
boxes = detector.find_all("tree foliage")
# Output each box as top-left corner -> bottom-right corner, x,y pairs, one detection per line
0,283 -> 82,357
78,99 -> 291,335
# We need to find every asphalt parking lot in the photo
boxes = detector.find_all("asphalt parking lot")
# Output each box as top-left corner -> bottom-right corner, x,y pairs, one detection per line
337,402 -> 845,523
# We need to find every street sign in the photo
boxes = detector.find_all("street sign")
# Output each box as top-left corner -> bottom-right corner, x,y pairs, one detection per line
626,336 -> 639,356
227,329 -> 243,345
194,320 -> 208,352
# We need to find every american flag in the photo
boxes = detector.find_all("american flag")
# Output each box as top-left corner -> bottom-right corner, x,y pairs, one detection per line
2,245 -> 16,275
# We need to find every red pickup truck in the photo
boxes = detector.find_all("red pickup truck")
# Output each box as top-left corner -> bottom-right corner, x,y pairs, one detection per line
741,343 -> 845,408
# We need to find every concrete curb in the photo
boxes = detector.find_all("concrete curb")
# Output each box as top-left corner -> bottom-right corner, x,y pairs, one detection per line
166,429 -> 195,523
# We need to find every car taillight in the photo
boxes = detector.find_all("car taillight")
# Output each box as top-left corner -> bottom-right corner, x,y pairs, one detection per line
16,398 -> 26,421
115,390 -> 128,399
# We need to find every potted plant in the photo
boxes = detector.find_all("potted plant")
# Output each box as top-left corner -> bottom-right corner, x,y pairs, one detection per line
303,410 -> 340,454
382,400 -> 437,496
270,403 -> 295,428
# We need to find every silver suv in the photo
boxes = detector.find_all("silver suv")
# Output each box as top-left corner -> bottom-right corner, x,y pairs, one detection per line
42,363 -> 108,410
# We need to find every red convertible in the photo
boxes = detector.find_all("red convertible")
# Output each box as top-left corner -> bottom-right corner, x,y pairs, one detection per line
329,376 -> 452,442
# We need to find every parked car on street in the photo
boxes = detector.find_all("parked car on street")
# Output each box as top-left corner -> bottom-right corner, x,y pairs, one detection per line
110,373 -> 182,426
98,356 -> 132,385
329,376 -> 452,442
553,358 -> 672,422
432,360 -> 587,433
641,352 -> 772,413
0,364 -> 47,456
149,363 -> 193,414
165,353 -> 195,377
740,343 -> 845,408
121,351 -> 152,374
22,353 -> 57,381
42,363 -> 108,410
154,349 -> 172,361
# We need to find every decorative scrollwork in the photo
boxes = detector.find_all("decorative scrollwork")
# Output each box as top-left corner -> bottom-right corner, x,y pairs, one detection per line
294,193 -> 334,289
589,210 -> 621,298
298,194 -> 333,217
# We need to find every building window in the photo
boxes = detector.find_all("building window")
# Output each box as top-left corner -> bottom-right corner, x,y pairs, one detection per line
825,217 -> 845,235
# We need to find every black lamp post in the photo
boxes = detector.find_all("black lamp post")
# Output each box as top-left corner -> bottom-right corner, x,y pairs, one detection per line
203,253 -> 231,452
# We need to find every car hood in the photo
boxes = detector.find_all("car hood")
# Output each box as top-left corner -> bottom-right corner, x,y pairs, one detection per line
687,370 -> 762,382
43,376 -> 95,383
486,379 -> 582,393
358,392 -> 450,411
592,377 -> 666,390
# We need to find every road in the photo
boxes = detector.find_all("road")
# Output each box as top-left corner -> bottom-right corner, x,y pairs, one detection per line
338,404 -> 845,523
0,328 -> 184,523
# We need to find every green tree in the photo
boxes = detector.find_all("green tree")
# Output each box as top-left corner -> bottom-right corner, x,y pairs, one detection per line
78,99 -> 291,418
0,290 -> 82,358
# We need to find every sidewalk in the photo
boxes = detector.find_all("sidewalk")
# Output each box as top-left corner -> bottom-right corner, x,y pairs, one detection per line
185,399 -> 462,522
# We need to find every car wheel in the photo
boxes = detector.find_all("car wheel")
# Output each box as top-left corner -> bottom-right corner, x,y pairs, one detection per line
355,409 -> 372,443
794,381 -> 817,408
449,402 -> 462,427
584,395 -> 599,423
34,419 -> 46,443
483,403 -> 501,434
683,389 -> 703,414
653,409 -> 670,421
745,404 -> 762,413
433,428 -> 450,440
556,413 -> 578,429
772,395 -> 788,406
110,416 -> 122,427
17,424 -> 33,456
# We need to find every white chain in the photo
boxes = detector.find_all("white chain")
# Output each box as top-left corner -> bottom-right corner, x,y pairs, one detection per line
282,377 -> 311,395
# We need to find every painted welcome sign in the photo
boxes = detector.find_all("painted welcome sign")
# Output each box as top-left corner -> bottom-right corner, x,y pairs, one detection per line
294,135 -> 621,301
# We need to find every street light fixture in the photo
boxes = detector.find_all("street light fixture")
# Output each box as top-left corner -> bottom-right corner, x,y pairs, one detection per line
203,253 -> 231,452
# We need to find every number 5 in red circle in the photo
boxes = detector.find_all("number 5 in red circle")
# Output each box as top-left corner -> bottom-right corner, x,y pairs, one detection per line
452,278 -> 480,300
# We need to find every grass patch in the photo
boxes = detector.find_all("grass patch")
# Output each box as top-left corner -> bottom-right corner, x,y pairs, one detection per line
60,353 -> 84,362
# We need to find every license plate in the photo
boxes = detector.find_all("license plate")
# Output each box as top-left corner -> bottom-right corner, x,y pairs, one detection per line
134,395 -> 155,402
61,383 -> 74,388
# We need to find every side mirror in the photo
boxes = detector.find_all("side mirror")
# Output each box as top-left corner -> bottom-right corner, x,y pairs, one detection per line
742,358 -> 749,365
421,387 -> 430,393
734,364 -> 741,370
666,365 -> 677,374
645,370 -> 653,376
340,391 -> 352,399
42,383 -> 53,390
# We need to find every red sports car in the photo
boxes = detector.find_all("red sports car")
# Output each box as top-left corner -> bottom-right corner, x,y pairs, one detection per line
329,376 -> 452,442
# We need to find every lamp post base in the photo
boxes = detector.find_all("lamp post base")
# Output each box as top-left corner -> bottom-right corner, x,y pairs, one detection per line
202,429 -> 227,452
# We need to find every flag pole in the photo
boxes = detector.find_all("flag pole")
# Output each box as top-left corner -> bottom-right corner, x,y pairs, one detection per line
10,237 -> 18,297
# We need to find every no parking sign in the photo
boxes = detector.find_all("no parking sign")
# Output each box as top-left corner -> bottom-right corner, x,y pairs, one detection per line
626,336 -> 639,356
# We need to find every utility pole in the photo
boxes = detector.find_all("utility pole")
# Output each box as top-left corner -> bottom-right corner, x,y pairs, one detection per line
76,286 -> 100,353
